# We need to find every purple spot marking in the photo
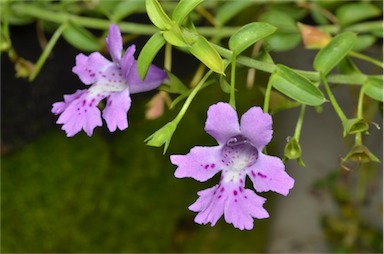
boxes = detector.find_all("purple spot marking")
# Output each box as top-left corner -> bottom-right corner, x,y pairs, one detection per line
218,195 -> 222,199
204,164 -> 209,169
239,187 -> 243,192
220,187 -> 224,193
210,163 -> 215,168
90,73 -> 95,77
235,199 -> 238,202
82,100 -> 86,106
233,190 -> 238,196
251,171 -> 256,177
257,172 -> 267,178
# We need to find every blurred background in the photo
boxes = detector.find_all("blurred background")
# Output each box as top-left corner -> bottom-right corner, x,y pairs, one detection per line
1,1 -> 383,252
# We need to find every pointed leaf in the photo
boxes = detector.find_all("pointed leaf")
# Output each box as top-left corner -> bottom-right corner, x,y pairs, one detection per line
160,71 -> 189,94
364,76 -> 383,102
189,35 -> 224,74
172,0 -> 204,25
137,31 -> 166,80
62,23 -> 101,52
314,32 -> 357,75
269,65 -> 325,106
146,0 -> 172,30
216,1 -> 255,25
229,22 -> 276,56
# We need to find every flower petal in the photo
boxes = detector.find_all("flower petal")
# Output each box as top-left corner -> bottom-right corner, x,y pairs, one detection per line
224,188 -> 269,230
189,185 -> 226,227
72,53 -> 112,85
106,24 -> 123,64
102,88 -> 131,132
240,106 -> 273,149
126,62 -> 167,94
247,153 -> 294,196
56,90 -> 104,137
171,146 -> 222,182
204,102 -> 241,145
120,45 -> 136,78
52,90 -> 85,115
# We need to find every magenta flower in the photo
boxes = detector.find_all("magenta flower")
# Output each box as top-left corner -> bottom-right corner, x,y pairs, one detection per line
52,24 -> 167,137
170,102 -> 294,230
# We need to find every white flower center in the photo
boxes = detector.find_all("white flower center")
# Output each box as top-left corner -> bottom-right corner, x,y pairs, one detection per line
221,135 -> 258,172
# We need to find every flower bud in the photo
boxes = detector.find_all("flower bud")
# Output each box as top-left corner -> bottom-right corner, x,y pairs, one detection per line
145,121 -> 177,154
298,23 -> 331,49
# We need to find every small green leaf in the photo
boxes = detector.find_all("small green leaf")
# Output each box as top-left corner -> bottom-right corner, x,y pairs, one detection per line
145,121 -> 177,154
137,32 -> 166,80
146,0 -> 172,30
229,22 -> 276,56
112,1 -> 144,22
172,0 -> 203,25
337,57 -> 361,75
219,76 -> 231,94
336,2 -> 381,26
189,35 -> 224,74
364,76 -> 383,102
62,23 -> 101,52
162,26 -> 187,47
160,71 -> 189,94
269,65 -> 325,106
314,32 -> 357,75
343,118 -> 369,136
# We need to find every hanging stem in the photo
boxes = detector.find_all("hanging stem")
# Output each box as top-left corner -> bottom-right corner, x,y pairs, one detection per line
29,22 -> 68,81
294,104 -> 306,142
263,76 -> 273,113
349,51 -> 384,69
229,55 -> 237,109
321,72 -> 348,124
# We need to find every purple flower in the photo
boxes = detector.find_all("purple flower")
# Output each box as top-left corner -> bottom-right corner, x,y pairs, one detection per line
170,102 -> 294,230
52,24 -> 167,137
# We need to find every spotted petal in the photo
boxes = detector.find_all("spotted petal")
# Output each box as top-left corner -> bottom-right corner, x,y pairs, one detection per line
126,62 -> 167,94
102,88 -> 131,132
106,24 -> 123,64
189,186 -> 226,227
52,89 -> 85,115
56,90 -> 104,137
247,153 -> 294,196
204,102 -> 241,145
72,53 -> 112,85
240,106 -> 273,149
224,188 -> 269,230
171,146 -> 222,182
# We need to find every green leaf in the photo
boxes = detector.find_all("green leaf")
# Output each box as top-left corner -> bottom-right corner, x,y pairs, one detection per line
269,65 -> 325,106
216,1 -> 255,25
336,2 -> 381,26
146,0 -> 172,30
145,121 -> 177,154
172,0 -> 203,25
160,71 -> 189,94
162,26 -> 187,47
353,34 -> 377,52
364,76 -> 383,102
62,23 -> 101,52
313,32 -> 357,75
219,76 -> 231,94
337,57 -> 361,75
228,22 -> 276,56
189,35 -> 224,74
137,32 -> 166,80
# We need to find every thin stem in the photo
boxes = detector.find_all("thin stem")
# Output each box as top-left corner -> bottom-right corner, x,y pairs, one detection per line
263,76 -> 273,113
355,86 -> 366,146
294,105 -> 306,142
174,70 -> 213,124
11,3 -> 239,37
29,22 -> 68,81
164,43 -> 172,71
349,51 -> 384,69
321,72 -> 348,124
229,55 -> 237,109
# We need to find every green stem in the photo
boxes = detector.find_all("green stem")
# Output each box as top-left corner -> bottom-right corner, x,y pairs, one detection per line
229,55 -> 237,109
11,3 -> 239,37
263,75 -> 273,113
349,51 -> 383,69
294,104 -> 306,142
355,86 -> 366,146
29,22 -> 68,81
321,72 -> 348,124
213,44 -> 372,85
174,70 -> 213,124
